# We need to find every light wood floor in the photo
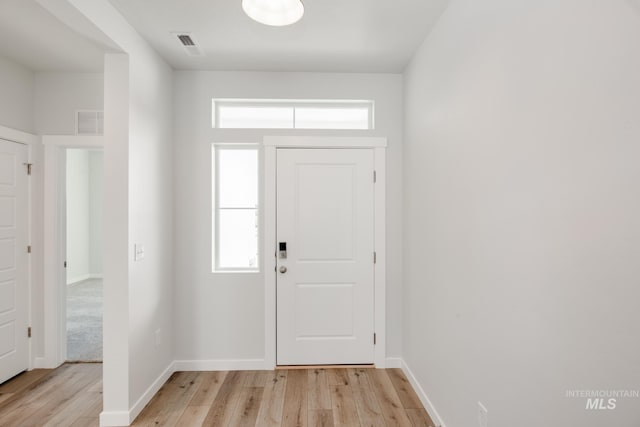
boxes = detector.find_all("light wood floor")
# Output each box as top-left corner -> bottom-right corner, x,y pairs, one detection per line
0,364 -> 436,427
0,363 -> 102,427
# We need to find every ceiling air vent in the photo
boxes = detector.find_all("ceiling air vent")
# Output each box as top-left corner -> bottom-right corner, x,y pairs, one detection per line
76,111 -> 104,135
173,32 -> 204,56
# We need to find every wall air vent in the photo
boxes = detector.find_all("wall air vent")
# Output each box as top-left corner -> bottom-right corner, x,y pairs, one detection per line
173,32 -> 204,56
76,110 -> 104,135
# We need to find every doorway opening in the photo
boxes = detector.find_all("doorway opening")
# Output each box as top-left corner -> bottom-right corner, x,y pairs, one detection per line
65,149 -> 103,362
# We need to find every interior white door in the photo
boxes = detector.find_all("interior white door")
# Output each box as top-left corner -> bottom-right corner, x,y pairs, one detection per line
0,139 -> 29,384
277,148 -> 375,365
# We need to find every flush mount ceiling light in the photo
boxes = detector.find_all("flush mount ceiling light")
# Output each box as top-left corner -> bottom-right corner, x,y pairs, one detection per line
242,0 -> 304,26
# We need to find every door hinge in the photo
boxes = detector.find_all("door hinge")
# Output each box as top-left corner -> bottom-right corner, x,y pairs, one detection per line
27,245 -> 32,254
28,327 -> 32,338
374,333 -> 377,345
373,170 -> 377,183
373,251 -> 377,264
25,163 -> 32,175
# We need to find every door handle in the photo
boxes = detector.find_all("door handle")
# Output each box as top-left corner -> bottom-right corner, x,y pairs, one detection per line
279,266 -> 288,274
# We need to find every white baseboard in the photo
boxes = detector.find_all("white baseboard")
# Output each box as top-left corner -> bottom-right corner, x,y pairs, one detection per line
66,274 -> 102,285
401,359 -> 446,427
129,362 -> 174,423
33,357 -> 55,369
173,359 -> 267,371
385,357 -> 403,368
67,274 -> 91,285
100,362 -> 174,427
99,411 -> 130,427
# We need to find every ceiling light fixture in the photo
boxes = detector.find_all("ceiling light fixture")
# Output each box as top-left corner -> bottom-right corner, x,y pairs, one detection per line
242,0 -> 304,26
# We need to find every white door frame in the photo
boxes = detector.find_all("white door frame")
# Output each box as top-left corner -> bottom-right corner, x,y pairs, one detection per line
42,135 -> 104,368
263,136 -> 387,369
0,125 -> 37,371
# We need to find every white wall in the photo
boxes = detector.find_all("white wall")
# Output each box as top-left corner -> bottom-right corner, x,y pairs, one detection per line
66,149 -> 90,283
173,71 -> 403,362
35,72 -> 103,135
403,1 -> 640,426
0,55 -> 34,133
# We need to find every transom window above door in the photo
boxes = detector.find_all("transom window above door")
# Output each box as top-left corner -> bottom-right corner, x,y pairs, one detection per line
212,99 -> 375,130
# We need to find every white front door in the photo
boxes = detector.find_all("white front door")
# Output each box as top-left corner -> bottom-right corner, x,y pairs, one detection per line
0,139 -> 29,384
276,148 -> 375,365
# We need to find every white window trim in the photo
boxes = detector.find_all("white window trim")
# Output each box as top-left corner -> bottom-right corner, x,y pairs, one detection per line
263,136 -> 387,369
212,99 -> 375,130
212,143 -> 261,273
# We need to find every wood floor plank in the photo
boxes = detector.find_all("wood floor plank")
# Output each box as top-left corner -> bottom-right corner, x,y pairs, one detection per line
255,370 -> 288,427
327,369 -> 350,386
308,369 -> 331,410
243,370 -> 269,387
77,388 -> 103,419
347,369 -> 386,427
35,366 -> 101,426
387,369 -> 424,409
0,369 -> 50,394
1,364 -> 97,427
0,393 -> 14,405
309,409 -> 335,427
188,371 -> 227,407
282,369 -> 308,427
132,371 -> 202,427
367,369 -> 413,427
0,364 -> 75,417
68,417 -> 99,427
175,405 -> 209,426
406,408 -> 437,427
330,385 -> 361,427
201,370 -> 245,426
227,386 -> 264,427
42,381 -> 101,427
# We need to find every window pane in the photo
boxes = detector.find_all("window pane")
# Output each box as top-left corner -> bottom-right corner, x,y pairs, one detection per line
218,209 -> 259,269
294,106 -> 370,130
218,105 -> 293,128
218,149 -> 258,208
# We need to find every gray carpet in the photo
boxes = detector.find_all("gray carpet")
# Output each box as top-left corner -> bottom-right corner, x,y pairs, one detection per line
66,278 -> 103,362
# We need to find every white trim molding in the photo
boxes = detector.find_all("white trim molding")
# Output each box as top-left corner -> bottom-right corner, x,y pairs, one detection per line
127,363 -> 175,425
385,357 -> 403,368
263,136 -> 387,369
0,124 -> 39,145
42,134 -> 104,148
401,359 -> 446,427
99,411 -> 130,427
263,136 -> 387,148
42,135 -> 105,368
